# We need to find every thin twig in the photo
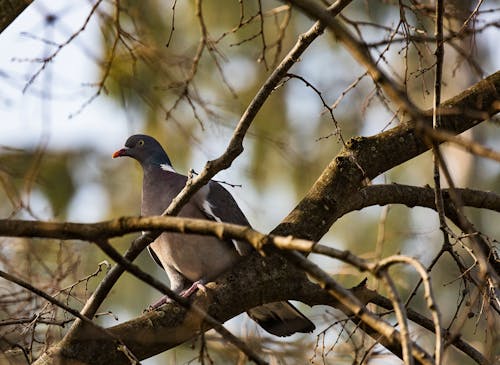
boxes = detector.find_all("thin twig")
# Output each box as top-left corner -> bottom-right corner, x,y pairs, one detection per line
430,3 -> 446,362
286,0 -> 424,121
377,270 -> 414,365
165,0 -> 178,47
0,269 -> 94,325
376,256 -> 443,365
21,0 -> 105,93
416,122 -> 500,162
0,268 -> 140,363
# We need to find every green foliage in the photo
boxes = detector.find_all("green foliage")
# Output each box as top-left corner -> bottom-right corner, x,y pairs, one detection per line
0,151 -> 75,217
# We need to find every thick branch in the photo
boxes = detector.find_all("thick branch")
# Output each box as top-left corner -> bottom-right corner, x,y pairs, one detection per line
345,184 -> 500,219
0,211 -> 489,364
271,71 -> 500,240
29,250 -> 374,365
348,185 -> 500,274
0,0 -> 32,33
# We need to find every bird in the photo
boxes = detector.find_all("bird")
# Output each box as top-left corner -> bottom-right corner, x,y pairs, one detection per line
113,134 -> 315,337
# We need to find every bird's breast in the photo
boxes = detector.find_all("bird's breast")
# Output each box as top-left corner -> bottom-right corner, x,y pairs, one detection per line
151,232 -> 241,283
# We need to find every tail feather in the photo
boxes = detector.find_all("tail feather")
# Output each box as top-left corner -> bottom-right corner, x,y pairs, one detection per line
247,301 -> 315,337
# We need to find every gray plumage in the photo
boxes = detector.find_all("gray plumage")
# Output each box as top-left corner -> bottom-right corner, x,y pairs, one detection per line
113,134 -> 315,337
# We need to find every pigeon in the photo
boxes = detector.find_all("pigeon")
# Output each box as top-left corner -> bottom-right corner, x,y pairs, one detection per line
113,134 -> 315,337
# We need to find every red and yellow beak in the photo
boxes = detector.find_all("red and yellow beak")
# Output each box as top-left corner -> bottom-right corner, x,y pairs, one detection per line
112,148 -> 128,158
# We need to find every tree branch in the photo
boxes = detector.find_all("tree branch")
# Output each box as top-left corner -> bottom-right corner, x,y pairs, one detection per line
416,122 -> 500,162
3,183 -> 500,246
0,269 -> 98,327
345,184 -> 500,219
1,208 -> 489,364
271,70 -> 500,240
6,6 -> 497,364
0,0 -> 32,33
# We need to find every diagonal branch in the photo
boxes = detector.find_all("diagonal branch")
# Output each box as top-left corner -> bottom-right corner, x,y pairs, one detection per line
0,269 -> 100,327
0,268 -> 141,364
271,70 -> 500,240
90,238 -> 267,365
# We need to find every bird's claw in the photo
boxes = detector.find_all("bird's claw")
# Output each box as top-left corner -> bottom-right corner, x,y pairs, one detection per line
146,281 -> 207,311
180,280 -> 207,297
147,295 -> 173,311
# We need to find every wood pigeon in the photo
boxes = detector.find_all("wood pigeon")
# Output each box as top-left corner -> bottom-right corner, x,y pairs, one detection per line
113,134 -> 315,337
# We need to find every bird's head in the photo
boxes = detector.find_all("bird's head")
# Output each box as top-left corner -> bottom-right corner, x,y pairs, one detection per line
112,134 -> 172,167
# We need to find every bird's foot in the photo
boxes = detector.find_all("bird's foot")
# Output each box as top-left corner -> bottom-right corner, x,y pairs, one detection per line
179,280 -> 207,298
147,295 -> 173,311
146,281 -> 207,311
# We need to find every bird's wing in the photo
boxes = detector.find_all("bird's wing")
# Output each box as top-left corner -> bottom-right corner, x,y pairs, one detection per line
197,181 -> 253,256
247,301 -> 315,337
147,246 -> 164,269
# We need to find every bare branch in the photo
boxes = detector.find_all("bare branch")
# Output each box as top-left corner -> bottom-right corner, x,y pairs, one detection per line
286,0 -> 423,120
375,256 -> 443,365
281,251 -> 434,365
0,269 -> 94,326
416,122 -> 500,162
0,268 -> 140,364
346,184 -> 500,220
21,0 -> 105,93
378,269 -> 414,365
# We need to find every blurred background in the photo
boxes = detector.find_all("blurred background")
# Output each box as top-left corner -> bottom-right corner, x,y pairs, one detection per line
0,1 -> 499,364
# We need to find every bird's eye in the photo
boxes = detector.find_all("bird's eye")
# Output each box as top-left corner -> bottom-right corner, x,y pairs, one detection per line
138,140 -> 144,147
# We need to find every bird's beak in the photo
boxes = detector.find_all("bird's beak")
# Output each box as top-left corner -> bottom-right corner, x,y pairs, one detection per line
112,148 -> 129,158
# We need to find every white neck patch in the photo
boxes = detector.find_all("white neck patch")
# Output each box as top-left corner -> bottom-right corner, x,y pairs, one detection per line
160,163 -> 176,173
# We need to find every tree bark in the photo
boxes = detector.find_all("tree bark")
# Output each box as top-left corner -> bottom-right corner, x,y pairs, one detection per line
272,71 -> 500,239
0,0 -> 32,33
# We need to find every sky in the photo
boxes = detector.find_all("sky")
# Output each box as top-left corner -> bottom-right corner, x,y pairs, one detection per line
0,1 -> 129,152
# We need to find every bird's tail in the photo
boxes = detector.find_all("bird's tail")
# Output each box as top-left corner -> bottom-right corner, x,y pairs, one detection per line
247,301 -> 315,337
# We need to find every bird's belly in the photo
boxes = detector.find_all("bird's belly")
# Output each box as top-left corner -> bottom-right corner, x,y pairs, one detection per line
151,233 -> 240,283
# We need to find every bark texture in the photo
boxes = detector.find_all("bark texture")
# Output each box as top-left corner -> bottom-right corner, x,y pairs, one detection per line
0,0 -> 32,33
